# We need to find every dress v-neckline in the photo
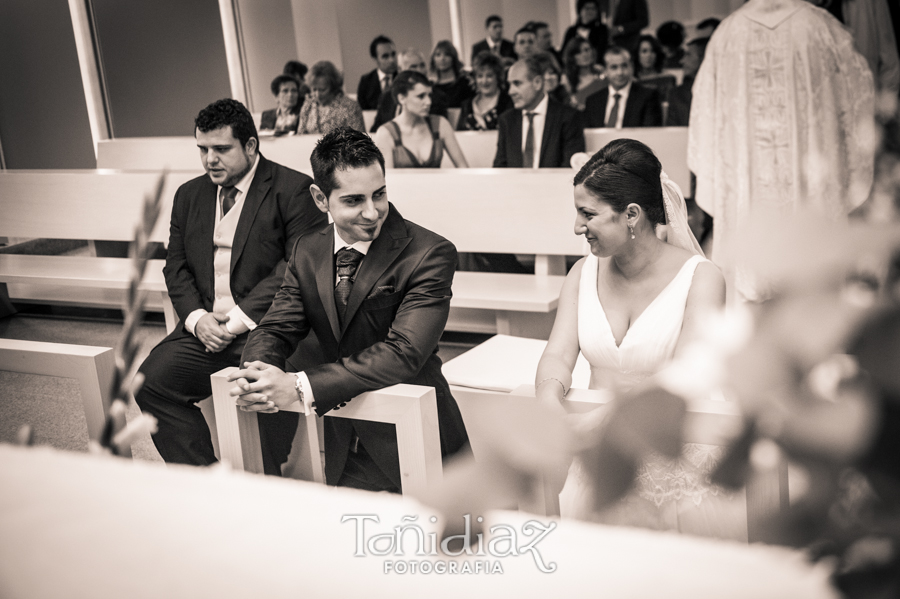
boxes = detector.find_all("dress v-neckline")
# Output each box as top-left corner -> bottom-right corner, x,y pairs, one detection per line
394,120 -> 436,166
594,255 -> 699,349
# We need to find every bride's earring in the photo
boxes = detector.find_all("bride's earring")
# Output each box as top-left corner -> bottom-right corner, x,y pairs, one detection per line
629,224 -> 635,239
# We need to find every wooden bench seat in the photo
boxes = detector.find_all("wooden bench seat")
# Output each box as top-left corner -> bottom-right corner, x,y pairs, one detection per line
442,335 -> 787,543
2,169 -> 584,338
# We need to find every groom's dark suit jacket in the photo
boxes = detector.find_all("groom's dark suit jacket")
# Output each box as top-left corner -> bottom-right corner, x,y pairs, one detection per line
242,204 -> 468,489
493,97 -> 585,168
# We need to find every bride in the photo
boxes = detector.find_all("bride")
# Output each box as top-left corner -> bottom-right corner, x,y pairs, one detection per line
536,139 -> 746,540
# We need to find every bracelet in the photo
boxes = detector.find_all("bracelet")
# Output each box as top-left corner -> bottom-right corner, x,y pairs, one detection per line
536,377 -> 568,398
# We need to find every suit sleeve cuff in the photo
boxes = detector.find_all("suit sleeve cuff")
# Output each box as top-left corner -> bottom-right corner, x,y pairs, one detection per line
294,372 -> 316,415
184,309 -> 207,335
224,306 -> 256,335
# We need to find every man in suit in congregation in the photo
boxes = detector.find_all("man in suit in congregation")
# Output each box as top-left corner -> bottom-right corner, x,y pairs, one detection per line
494,56 -> 585,168
356,35 -> 398,111
228,127 -> 469,493
135,99 -> 327,471
471,15 -> 516,66
584,45 -> 662,128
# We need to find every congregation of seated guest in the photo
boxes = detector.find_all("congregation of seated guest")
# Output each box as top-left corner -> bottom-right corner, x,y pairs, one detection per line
494,56 -> 585,169
561,0 -> 609,65
373,70 -> 468,168
471,14 -> 516,67
665,36 -> 709,127
456,51 -> 513,132
533,51 -> 571,108
656,21 -> 686,69
298,61 -> 365,135
356,35 -> 398,111
371,48 -> 449,133
260,74 -> 303,135
562,37 -> 606,110
634,34 -> 676,99
584,45 -> 662,128
429,40 -> 474,109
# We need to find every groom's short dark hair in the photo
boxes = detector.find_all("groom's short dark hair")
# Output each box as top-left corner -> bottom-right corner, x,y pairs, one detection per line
310,127 -> 385,198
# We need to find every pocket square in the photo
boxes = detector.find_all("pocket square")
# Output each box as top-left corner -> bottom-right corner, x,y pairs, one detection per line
366,285 -> 395,300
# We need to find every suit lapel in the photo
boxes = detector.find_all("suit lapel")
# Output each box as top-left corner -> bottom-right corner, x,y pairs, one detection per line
340,206 -> 411,336
196,179 -> 218,293
313,226 -> 342,343
510,110 -> 524,167
539,100 -> 558,167
622,85 -> 638,127
231,156 -> 272,271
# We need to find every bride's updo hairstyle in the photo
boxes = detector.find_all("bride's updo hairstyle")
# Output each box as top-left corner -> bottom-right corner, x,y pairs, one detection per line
573,139 -> 666,226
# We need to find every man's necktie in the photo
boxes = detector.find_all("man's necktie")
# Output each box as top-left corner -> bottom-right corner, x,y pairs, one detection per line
523,111 -> 536,169
335,247 -> 364,324
382,73 -> 392,92
220,186 -> 238,216
606,93 -> 621,128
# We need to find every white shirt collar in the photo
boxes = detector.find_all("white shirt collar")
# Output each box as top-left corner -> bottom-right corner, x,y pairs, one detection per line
333,227 -> 372,255
524,92 -> 549,116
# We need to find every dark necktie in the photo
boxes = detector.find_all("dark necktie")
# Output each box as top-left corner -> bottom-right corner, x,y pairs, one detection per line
334,247 -> 364,324
382,73 -> 392,91
220,186 -> 238,216
523,111 -> 536,169
606,93 -> 621,128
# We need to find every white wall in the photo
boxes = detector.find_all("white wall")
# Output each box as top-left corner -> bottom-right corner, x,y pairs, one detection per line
238,0 -> 299,112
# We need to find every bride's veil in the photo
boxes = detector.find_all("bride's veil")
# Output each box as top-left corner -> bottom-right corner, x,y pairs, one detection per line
659,170 -> 705,257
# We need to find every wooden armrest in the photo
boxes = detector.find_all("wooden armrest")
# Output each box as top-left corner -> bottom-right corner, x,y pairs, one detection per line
209,367 -> 442,495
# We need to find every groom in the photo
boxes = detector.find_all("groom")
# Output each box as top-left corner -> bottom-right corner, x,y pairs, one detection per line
228,127 -> 468,492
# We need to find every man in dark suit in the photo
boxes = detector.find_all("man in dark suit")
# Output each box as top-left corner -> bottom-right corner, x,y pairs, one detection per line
584,45 -> 662,128
228,127 -> 468,493
494,57 -> 585,168
357,35 -> 398,111
471,15 -> 516,66
135,99 -> 326,470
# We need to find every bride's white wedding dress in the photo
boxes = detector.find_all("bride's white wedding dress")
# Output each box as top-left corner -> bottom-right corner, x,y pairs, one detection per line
559,252 -> 748,541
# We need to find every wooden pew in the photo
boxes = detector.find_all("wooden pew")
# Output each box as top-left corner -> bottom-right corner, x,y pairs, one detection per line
96,127 -> 691,188
0,339 -> 115,442
209,367 -> 442,496
585,127 -> 690,192
0,170 -> 191,331
1,169 -> 584,338
443,334 -> 787,543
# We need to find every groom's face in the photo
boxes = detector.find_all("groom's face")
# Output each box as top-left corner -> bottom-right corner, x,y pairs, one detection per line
313,161 -> 388,245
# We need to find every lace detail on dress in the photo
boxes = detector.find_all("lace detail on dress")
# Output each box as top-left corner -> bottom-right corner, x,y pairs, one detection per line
634,444 -> 731,508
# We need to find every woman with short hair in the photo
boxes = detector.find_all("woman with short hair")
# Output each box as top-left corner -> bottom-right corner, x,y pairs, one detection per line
297,61 -> 365,135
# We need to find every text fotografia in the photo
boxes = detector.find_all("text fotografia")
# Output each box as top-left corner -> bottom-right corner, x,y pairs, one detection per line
341,514 -> 557,574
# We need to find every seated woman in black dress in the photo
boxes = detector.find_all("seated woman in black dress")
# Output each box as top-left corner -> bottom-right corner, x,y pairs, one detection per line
429,40 -> 474,108
259,74 -> 303,134
635,34 -> 676,99
456,51 -> 513,131
372,70 -> 468,168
